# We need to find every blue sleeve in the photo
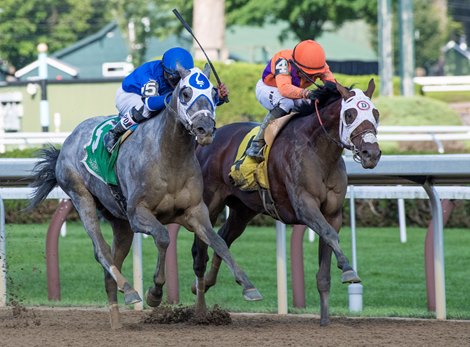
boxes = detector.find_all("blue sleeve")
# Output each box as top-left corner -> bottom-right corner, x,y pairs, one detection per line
145,92 -> 172,112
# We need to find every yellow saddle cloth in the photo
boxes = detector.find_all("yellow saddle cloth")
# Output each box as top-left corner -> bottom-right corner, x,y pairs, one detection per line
228,113 -> 294,191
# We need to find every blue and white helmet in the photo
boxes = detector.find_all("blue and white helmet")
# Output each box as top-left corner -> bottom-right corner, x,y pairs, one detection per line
162,47 -> 194,76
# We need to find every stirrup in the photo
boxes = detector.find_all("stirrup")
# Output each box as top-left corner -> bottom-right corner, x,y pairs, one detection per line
246,142 -> 265,162
104,132 -> 119,154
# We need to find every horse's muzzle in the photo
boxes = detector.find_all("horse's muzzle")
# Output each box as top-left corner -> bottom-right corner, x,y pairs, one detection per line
359,146 -> 382,169
192,114 -> 215,146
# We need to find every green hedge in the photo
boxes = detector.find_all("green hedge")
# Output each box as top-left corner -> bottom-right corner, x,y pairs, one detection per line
2,64 -> 469,225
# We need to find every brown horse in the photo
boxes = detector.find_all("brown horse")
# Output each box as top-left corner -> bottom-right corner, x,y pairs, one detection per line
192,80 -> 381,326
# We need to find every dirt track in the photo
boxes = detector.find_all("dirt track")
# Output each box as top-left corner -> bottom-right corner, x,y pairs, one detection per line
1,307 -> 469,347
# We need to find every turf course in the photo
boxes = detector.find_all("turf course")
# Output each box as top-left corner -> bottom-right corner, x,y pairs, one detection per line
4,222 -> 470,319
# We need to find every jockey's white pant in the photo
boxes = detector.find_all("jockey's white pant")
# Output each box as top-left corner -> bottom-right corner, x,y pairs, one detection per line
255,79 -> 310,113
115,87 -> 152,119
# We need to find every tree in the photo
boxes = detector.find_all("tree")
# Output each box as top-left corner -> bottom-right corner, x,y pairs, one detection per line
0,0 -> 192,70
0,0 -> 112,70
109,0 -> 192,66
225,0 -> 376,41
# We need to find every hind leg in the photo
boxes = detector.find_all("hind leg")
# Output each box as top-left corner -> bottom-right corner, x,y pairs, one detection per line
127,204 -> 169,307
67,190 -> 141,306
184,201 -> 262,301
105,218 -> 134,329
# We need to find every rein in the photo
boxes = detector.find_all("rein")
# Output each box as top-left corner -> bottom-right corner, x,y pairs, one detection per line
164,93 -> 197,137
313,99 -> 362,163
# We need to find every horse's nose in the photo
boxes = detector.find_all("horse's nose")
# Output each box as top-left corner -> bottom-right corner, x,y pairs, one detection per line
360,148 -> 382,168
196,126 -> 207,136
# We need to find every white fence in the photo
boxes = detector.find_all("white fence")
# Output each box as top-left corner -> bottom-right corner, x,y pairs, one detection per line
414,76 -> 470,93
0,132 -> 70,153
1,126 -> 470,154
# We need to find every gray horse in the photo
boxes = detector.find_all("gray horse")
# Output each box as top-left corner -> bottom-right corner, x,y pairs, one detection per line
28,65 -> 261,329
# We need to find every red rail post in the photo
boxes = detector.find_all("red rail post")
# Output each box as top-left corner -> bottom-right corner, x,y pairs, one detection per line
291,224 -> 307,308
46,199 -> 73,301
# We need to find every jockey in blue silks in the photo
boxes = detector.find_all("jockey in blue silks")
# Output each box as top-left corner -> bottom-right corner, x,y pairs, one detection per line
104,47 -> 229,153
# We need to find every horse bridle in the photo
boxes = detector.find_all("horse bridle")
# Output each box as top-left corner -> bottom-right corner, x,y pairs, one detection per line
164,69 -> 216,137
314,95 -> 377,163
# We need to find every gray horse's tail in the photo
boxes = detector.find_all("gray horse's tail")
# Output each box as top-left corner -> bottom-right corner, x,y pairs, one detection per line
27,145 -> 60,210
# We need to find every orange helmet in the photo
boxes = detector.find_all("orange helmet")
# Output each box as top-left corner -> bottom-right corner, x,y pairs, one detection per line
292,40 -> 327,75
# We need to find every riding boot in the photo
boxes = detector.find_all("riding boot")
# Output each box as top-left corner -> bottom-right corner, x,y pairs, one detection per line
246,106 -> 288,161
103,113 -> 136,153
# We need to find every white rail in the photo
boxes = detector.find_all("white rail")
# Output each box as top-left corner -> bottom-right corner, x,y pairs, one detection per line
414,75 -> 470,93
1,126 -> 470,154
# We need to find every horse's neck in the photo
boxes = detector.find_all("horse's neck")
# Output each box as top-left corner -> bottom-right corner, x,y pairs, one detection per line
143,108 -> 195,161
308,101 -> 343,160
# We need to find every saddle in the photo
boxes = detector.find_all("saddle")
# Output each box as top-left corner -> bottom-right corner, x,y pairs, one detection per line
228,113 -> 295,220
81,116 -> 135,185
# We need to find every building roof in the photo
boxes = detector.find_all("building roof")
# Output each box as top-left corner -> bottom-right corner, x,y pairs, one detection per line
226,20 -> 377,63
443,40 -> 470,60
15,56 -> 78,79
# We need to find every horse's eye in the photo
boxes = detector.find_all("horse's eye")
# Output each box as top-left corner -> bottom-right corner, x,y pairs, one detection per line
181,87 -> 193,102
372,109 -> 380,123
344,108 -> 357,125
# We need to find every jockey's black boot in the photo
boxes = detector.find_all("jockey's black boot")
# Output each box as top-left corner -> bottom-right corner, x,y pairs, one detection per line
103,110 -> 140,153
103,120 -> 129,154
246,106 -> 287,162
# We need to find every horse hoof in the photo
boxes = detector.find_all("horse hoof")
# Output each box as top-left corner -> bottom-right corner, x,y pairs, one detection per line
341,269 -> 361,283
320,318 -> 330,327
243,287 -> 263,301
145,289 -> 162,307
124,289 -> 142,305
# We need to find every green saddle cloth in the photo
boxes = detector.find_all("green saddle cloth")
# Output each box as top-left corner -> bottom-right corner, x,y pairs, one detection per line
81,116 -> 123,185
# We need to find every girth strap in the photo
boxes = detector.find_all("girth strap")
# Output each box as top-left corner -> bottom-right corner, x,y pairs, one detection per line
259,188 -> 283,222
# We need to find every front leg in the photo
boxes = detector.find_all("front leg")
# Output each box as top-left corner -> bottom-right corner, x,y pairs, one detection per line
296,194 -> 359,282
127,204 -> 170,307
183,202 -> 263,302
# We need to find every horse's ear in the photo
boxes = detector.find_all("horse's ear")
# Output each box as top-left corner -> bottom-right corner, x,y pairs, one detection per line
203,63 -> 211,79
364,79 -> 375,98
336,81 -> 354,100
176,62 -> 191,79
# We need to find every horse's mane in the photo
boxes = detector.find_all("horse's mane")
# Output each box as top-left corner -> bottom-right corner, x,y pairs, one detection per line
294,81 -> 353,118
311,81 -> 342,107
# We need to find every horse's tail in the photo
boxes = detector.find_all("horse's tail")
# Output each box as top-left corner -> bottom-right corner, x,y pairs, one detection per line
27,145 -> 60,210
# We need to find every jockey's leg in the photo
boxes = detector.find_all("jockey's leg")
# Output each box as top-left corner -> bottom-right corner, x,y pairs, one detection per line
104,107 -> 145,153
246,105 -> 287,161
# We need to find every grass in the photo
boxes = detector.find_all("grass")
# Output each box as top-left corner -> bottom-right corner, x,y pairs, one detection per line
4,222 -> 470,320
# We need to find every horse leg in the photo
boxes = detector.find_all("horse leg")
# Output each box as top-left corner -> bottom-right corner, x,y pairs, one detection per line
317,236 -> 333,326
299,200 -> 360,283
314,212 -> 343,326
127,205 -> 170,307
105,219 -> 134,330
67,190 -> 141,306
185,202 -> 262,301
191,236 -> 209,317
192,203 -> 258,294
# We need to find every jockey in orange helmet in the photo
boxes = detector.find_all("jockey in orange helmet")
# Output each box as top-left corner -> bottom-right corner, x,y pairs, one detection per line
246,40 -> 336,161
